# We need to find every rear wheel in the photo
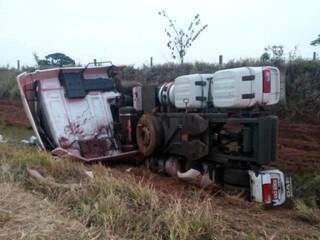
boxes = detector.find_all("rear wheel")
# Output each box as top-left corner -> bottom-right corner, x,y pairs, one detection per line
136,114 -> 163,156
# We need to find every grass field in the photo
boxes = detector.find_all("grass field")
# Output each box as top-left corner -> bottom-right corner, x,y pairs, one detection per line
0,125 -> 320,239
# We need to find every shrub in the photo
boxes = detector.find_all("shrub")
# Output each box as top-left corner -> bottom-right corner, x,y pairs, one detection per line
0,68 -> 20,100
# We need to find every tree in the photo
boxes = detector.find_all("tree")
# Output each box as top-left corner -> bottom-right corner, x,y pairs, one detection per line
311,34 -> 320,46
261,45 -> 284,62
33,53 -> 50,67
260,52 -> 271,62
159,10 -> 208,64
45,53 -> 75,66
34,52 -> 75,68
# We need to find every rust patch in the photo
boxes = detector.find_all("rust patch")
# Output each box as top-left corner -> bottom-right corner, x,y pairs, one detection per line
58,136 -> 71,148
79,138 -> 111,158
65,122 -> 85,136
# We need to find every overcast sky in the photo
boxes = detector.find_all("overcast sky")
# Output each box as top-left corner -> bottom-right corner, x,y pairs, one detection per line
0,0 -> 319,67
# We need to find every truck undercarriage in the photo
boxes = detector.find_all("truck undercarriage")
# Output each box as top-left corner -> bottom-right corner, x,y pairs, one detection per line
17,63 -> 292,206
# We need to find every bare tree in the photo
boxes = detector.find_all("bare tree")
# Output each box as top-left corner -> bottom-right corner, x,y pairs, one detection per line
159,10 -> 208,64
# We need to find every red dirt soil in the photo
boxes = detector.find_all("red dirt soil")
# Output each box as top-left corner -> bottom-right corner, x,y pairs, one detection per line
1,100 -> 319,173
0,100 -> 30,128
276,120 -> 320,172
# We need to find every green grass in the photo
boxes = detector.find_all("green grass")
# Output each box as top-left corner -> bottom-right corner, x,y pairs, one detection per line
0,124 -> 320,239
295,200 -> 320,225
0,123 -> 33,141
28,161 -> 227,239
0,141 -> 226,239
293,173 -> 320,208
0,68 -> 20,100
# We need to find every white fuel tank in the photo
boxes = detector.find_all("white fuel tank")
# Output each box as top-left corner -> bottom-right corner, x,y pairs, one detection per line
158,66 -> 280,110
173,74 -> 213,109
212,66 -> 280,108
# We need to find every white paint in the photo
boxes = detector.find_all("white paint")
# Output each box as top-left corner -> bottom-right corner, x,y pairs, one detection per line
173,74 -> 213,109
212,66 -> 280,108
165,66 -> 280,109
39,77 -> 120,147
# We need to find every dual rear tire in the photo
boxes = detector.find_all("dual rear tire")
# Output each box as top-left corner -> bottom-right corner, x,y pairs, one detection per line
136,114 -> 163,156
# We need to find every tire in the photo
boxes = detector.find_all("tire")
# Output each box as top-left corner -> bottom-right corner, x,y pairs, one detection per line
223,168 -> 250,187
136,114 -> 163,156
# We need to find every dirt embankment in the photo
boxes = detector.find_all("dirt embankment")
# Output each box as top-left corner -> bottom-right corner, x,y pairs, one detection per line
0,100 -> 30,128
276,120 -> 320,173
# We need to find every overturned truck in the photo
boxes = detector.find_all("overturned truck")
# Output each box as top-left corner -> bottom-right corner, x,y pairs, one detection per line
17,63 -> 293,206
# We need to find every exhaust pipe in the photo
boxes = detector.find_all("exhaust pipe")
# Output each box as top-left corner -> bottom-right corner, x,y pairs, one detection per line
148,156 -> 215,188
177,168 -> 202,181
177,165 -> 215,188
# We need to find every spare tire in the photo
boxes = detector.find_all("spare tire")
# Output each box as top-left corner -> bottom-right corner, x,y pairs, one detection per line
136,114 -> 163,156
223,168 -> 250,187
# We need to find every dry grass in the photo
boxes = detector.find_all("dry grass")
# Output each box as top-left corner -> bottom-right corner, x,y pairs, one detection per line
295,200 -> 320,225
0,143 -> 226,239
1,135 -> 320,239
0,182 -> 102,240
28,163 -> 226,239
162,199 -> 227,239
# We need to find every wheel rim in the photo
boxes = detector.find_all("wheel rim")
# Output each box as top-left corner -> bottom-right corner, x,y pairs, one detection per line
137,124 -> 151,146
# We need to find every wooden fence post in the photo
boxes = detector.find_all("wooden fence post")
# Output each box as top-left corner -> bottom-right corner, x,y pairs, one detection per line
150,57 -> 153,68
219,55 -> 223,66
